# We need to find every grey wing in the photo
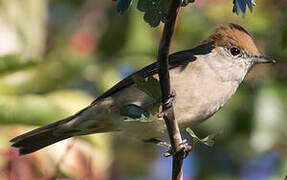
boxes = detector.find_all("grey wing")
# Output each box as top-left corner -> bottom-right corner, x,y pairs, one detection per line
91,41 -> 215,104
92,48 -> 198,104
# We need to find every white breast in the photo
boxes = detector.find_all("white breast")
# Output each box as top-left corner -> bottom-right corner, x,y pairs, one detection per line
171,56 -> 241,128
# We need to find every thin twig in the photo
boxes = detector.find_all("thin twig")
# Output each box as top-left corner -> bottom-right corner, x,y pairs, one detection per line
157,0 -> 184,180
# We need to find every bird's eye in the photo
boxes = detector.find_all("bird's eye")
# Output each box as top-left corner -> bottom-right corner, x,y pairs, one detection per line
230,47 -> 241,56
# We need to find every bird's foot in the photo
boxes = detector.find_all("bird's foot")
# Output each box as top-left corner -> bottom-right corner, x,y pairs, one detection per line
163,139 -> 192,158
150,139 -> 192,158
144,138 -> 192,158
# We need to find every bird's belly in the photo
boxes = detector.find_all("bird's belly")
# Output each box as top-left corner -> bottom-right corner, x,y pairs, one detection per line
173,80 -> 239,129
115,83 -> 238,139
169,61 -> 240,129
174,98 -> 223,128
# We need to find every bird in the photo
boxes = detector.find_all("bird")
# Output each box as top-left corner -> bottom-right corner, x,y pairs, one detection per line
11,23 -> 276,155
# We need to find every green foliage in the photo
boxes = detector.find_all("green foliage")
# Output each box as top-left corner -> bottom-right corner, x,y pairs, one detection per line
114,0 -> 257,26
120,104 -> 149,119
114,0 -> 195,27
0,0 -> 286,178
137,0 -> 171,27
0,95 -> 68,126
132,75 -> 161,103
120,75 -> 161,123
0,55 -> 35,74
120,104 -> 158,122
186,128 -> 219,147
0,0 -> 47,58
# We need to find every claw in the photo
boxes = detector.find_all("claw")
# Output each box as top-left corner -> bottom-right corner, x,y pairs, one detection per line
179,139 -> 193,158
163,139 -> 192,158
157,141 -> 171,148
144,138 -> 192,158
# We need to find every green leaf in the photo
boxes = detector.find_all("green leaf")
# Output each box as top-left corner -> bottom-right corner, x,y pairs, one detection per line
120,104 -> 159,122
117,0 -> 133,14
120,104 -> 150,119
137,0 -> 171,27
115,0 -> 192,27
186,128 -> 220,147
132,75 -> 161,103
182,0 -> 195,7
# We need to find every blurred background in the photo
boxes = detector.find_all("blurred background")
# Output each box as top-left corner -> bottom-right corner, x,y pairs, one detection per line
0,0 -> 286,179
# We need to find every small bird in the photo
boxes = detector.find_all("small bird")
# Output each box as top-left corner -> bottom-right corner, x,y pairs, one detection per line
11,24 -> 275,155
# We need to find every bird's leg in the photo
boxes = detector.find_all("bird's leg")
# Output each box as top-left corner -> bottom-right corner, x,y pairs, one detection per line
153,89 -> 192,157
144,138 -> 192,158
164,139 -> 193,158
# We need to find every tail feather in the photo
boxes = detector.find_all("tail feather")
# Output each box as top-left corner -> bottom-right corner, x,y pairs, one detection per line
10,116 -> 74,155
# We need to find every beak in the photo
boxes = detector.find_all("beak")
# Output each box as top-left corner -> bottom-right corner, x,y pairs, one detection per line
253,56 -> 276,64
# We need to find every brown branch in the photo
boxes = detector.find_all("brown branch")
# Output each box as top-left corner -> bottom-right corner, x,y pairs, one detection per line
157,0 -> 184,180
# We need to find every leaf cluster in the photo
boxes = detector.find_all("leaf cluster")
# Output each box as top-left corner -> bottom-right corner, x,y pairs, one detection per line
113,0 -> 195,27
186,128 -> 221,147
132,75 -> 161,103
120,104 -> 159,122
114,0 -> 256,26
119,75 -> 162,122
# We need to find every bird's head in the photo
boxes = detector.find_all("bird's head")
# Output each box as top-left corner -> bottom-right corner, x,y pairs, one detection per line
200,23 -> 275,82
